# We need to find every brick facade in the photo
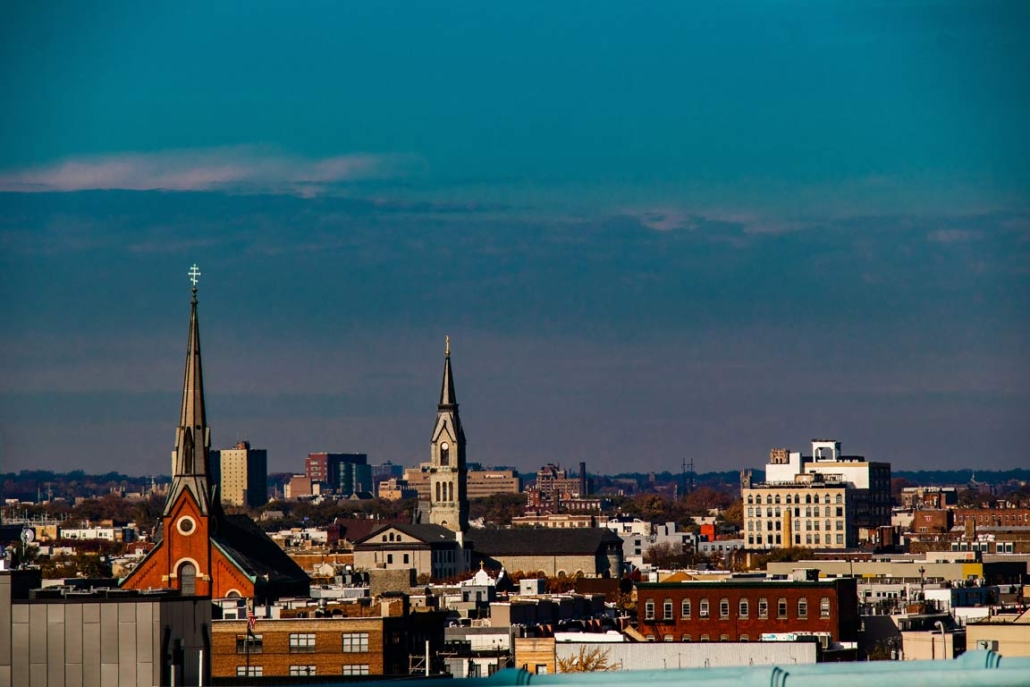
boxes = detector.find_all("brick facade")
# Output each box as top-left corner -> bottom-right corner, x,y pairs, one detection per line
636,578 -> 859,643
212,612 -> 447,679
954,509 -> 1030,528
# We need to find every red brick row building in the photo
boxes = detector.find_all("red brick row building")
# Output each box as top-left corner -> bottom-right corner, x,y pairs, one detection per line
636,576 -> 859,643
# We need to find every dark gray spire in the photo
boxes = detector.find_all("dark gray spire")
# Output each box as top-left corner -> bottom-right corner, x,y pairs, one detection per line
439,335 -> 458,408
164,285 -> 212,516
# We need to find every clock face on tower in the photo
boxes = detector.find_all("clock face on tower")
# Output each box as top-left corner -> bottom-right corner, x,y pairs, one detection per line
441,442 -> 449,451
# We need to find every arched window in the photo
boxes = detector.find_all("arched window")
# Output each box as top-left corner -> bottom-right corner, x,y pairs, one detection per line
777,598 -> 788,618
774,507 -> 780,517
719,598 -> 729,618
758,597 -> 768,618
435,482 -> 441,501
765,495 -> 772,505
747,495 -> 753,504
699,598 -> 710,619
813,506 -> 820,517
785,494 -> 792,504
681,599 -> 691,618
440,444 -> 450,466
739,598 -> 749,618
805,507 -> 812,518
644,599 -> 655,620
179,562 -> 197,596
747,507 -> 753,517
797,598 -> 808,618
835,493 -> 843,504
774,495 -> 780,504
664,599 -> 674,620
805,494 -> 812,504
820,597 -> 831,618
823,494 -> 831,504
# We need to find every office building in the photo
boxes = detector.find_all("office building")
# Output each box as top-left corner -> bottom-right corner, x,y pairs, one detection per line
212,440 -> 267,508
742,440 -> 891,550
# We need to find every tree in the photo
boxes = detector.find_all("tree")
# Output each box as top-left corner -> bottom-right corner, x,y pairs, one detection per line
557,647 -> 618,673
644,541 -> 694,569
718,499 -> 743,528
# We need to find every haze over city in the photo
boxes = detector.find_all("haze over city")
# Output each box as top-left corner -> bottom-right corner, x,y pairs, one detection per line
2,1 -> 1029,475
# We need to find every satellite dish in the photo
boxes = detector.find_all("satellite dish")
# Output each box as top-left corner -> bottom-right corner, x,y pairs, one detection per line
21,529 -> 34,544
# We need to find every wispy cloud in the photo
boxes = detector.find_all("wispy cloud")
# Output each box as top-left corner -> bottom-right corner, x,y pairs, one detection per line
927,228 -> 981,244
0,146 -> 422,195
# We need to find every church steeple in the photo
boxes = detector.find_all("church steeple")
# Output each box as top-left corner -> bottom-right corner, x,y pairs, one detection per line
439,335 -> 457,407
164,268 -> 212,516
428,336 -> 468,533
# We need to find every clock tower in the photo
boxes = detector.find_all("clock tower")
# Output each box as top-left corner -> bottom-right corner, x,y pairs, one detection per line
428,337 -> 469,533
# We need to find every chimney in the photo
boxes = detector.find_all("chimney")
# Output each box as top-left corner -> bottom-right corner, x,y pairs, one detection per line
579,462 -> 587,497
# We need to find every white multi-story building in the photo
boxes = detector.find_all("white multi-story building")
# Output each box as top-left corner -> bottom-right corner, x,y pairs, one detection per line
742,439 -> 891,550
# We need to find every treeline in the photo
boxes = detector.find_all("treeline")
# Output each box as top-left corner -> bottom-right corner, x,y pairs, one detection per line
893,469 -> 1030,486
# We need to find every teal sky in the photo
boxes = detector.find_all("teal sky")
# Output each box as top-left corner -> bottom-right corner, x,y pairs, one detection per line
1,1 -> 1028,475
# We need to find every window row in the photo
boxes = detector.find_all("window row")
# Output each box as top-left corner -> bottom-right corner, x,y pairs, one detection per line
746,519 -> 844,531
645,596 -> 831,621
236,632 -> 370,654
748,533 -> 846,546
238,665 -> 370,677
748,506 -> 845,518
747,493 -> 843,505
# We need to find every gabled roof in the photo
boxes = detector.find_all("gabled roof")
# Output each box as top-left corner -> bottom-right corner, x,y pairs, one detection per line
212,515 -> 310,591
354,523 -> 458,546
474,528 -> 622,556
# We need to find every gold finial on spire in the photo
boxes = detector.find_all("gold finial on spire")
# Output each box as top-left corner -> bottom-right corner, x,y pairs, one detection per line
445,335 -> 450,357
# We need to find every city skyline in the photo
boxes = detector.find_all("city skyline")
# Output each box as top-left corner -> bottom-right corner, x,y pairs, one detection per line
2,2 -> 1028,475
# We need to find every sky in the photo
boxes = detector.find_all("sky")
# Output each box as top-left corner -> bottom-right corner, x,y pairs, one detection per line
1,1 -> 1028,477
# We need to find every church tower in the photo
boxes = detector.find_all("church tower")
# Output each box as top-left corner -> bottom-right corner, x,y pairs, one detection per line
428,336 -> 469,532
123,268 -> 217,595
122,266 -> 310,600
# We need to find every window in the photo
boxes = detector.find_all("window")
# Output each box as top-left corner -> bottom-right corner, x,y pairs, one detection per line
700,635 -> 710,642
681,599 -> 691,619
403,554 -> 409,564
758,598 -> 768,619
739,599 -> 749,618
664,635 -> 674,642
777,598 -> 787,618
342,665 -> 370,676
645,600 -> 655,620
664,599 -> 674,620
236,634 -> 263,654
699,598 -> 710,619
178,562 -> 196,596
289,633 -> 316,653
774,495 -> 781,504
820,597 -> 831,618
290,666 -> 316,676
747,507 -> 754,517
806,507 -> 812,517
236,667 -> 263,677
747,495 -> 753,504
798,598 -> 808,619
836,520 -> 843,530
719,598 -> 729,619
681,635 -> 692,642
720,634 -> 730,642
740,635 -> 749,641
342,632 -> 369,653
814,506 -> 820,517
836,534 -> 844,545
835,494 -> 843,504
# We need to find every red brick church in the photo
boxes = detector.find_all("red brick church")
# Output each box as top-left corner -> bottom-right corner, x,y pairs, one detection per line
121,276 -> 308,601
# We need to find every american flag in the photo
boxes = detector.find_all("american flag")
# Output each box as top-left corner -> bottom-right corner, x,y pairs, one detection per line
247,604 -> 257,635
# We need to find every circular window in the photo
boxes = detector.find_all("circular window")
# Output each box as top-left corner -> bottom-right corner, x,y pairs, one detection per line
177,516 -> 197,536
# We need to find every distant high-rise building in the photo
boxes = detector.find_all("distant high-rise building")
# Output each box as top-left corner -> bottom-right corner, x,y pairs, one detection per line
305,452 -> 371,495
212,441 -> 268,508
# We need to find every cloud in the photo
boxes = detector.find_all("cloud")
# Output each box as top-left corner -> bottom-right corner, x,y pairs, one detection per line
0,146 -> 421,195
927,228 -> 980,244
